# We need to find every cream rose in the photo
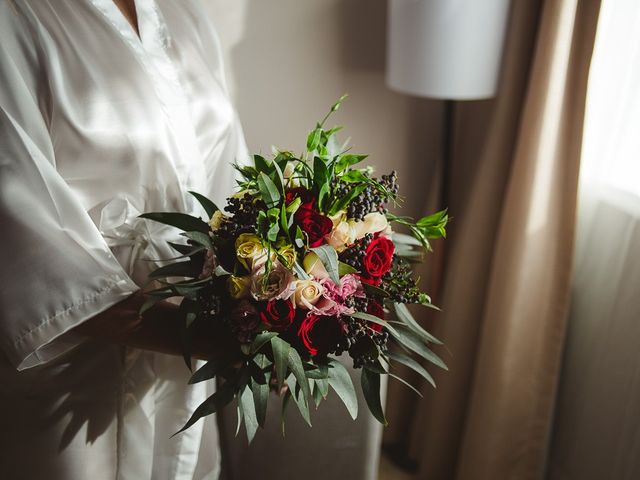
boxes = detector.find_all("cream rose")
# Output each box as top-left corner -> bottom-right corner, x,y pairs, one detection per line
235,233 -> 266,270
293,279 -> 324,309
350,212 -> 389,240
324,220 -> 357,252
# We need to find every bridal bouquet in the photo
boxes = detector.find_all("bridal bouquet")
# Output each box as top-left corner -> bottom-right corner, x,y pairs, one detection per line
140,97 -> 448,441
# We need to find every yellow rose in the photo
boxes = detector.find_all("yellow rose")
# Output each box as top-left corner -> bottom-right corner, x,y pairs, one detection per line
302,252 -> 330,280
277,244 -> 297,268
208,210 -> 225,231
294,280 -> 324,309
324,220 -> 357,252
235,233 -> 266,270
228,275 -> 250,299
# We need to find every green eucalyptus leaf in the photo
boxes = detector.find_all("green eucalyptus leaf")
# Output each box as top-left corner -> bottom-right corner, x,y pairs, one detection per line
149,260 -> 201,279
328,360 -> 358,420
271,336 -> 291,387
139,212 -> 208,233
287,374 -> 312,427
251,379 -> 269,428
387,351 -> 436,388
251,332 -> 278,355
174,381 -> 236,435
287,347 -> 311,404
310,245 -> 340,285
239,384 -> 259,444
394,303 -> 443,345
392,326 -> 448,371
181,231 -> 213,249
361,368 -> 387,425
188,359 -> 222,385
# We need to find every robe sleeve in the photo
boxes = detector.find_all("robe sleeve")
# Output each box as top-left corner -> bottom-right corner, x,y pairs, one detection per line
0,4 -> 139,370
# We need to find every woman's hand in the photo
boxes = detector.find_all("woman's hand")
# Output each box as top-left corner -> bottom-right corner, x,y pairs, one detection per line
73,291 -> 240,362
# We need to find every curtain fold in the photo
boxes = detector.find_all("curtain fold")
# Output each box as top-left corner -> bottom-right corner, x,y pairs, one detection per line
383,0 -> 602,478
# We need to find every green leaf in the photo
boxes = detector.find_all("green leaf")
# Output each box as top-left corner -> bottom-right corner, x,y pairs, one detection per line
287,347 -> 311,404
188,191 -> 219,218
257,172 -> 281,209
310,245 -> 340,285
251,379 -> 269,428
391,232 -> 423,247
139,294 -> 170,315
362,282 -> 391,298
287,374 -> 312,427
328,360 -> 358,420
387,351 -> 436,388
271,336 -> 291,387
181,231 -> 213,249
335,154 -> 368,173
394,303 -> 443,345
387,371 -> 423,397
392,327 -> 448,371
149,260 -> 201,279
251,332 -> 278,355
253,154 -> 271,174
338,261 -> 358,277
307,128 -> 322,152
139,212 -> 208,233
239,384 -> 259,444
361,368 -> 386,425
189,359 -> 222,384
292,261 -> 310,280
174,381 -> 236,435
313,380 -> 324,408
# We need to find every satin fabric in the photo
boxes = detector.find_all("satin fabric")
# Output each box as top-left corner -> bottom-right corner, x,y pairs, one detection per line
0,1 -> 248,479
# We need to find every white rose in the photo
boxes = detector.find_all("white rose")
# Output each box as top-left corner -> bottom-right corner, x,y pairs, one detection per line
294,280 -> 324,309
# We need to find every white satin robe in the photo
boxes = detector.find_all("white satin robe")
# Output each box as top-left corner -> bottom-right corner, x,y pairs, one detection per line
0,1 -> 248,478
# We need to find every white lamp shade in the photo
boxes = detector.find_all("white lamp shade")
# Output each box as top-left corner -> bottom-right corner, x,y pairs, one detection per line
386,0 -> 511,100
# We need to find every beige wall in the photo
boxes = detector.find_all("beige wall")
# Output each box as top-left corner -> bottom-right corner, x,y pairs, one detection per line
205,0 -> 443,219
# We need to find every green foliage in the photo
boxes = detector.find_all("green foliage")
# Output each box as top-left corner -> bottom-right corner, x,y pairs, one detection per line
361,368 -> 386,425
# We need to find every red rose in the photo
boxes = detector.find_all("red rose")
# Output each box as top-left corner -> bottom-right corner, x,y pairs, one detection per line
297,313 -> 343,357
285,187 -> 316,209
366,300 -> 384,333
260,299 -> 295,332
295,206 -> 333,247
362,236 -> 395,278
359,275 -> 381,287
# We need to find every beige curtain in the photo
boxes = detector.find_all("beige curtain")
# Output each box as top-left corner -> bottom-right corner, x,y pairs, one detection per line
383,0 -> 602,479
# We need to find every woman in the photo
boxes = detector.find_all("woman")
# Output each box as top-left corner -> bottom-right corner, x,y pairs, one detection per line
0,1 -> 247,478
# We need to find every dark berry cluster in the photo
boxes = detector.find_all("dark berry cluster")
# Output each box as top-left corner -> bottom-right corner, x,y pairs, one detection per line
337,316 -> 390,368
217,193 -> 262,239
339,233 -> 373,270
345,170 -> 399,220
